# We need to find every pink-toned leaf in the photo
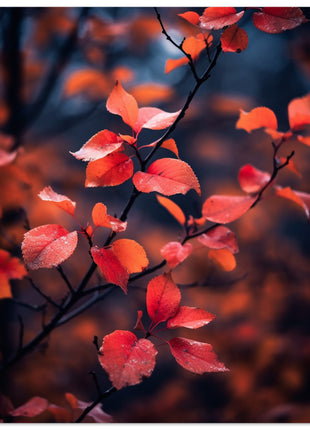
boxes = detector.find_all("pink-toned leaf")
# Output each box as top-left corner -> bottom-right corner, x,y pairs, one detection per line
208,248 -> 236,272
275,186 -> 310,219
236,107 -> 278,133
22,225 -> 78,270
238,164 -> 271,194
288,93 -> 310,131
221,24 -> 248,53
91,246 -> 128,293
202,194 -> 256,224
38,186 -> 76,216
169,337 -> 228,374
253,7 -> 307,34
197,225 -> 239,253
167,306 -> 215,329
0,148 -> 17,166
106,81 -> 139,129
70,130 -> 123,162
156,195 -> 186,226
134,107 -> 180,134
178,11 -> 200,26
98,330 -> 157,390
111,239 -> 149,274
10,397 -> 48,418
85,152 -> 133,187
133,158 -> 201,196
92,203 -> 127,232
160,241 -> 193,269
199,7 -> 244,30
65,393 -> 113,423
146,273 -> 181,326
264,128 -> 293,142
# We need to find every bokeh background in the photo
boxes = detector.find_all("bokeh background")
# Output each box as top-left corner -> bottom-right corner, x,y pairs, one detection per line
1,6 -> 310,423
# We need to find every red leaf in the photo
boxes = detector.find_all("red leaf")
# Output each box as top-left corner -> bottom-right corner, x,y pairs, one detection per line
38,186 -> 76,216
98,330 -> 157,390
238,164 -> 271,194
288,93 -> 310,131
161,138 -> 179,158
168,337 -> 228,374
133,158 -> 201,196
92,203 -> 127,232
85,152 -> 133,187
275,186 -> 310,219
134,107 -> 180,134
111,239 -> 149,274
146,273 -> 181,326
202,194 -> 256,223
197,225 -> 239,253
167,306 -> 215,329
65,393 -> 112,423
178,11 -> 200,26
106,81 -> 139,129
0,148 -> 17,166
91,246 -> 129,293
133,310 -> 145,331
221,24 -> 248,53
0,249 -> 27,299
236,107 -> 278,133
10,397 -> 48,418
70,130 -> 123,162
199,7 -> 244,30
156,195 -> 185,225
22,225 -> 78,270
160,242 -> 193,269
297,135 -> 310,147
253,7 -> 307,34
208,248 -> 236,272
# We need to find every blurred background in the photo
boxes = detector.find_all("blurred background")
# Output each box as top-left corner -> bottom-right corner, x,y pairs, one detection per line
1,6 -> 310,423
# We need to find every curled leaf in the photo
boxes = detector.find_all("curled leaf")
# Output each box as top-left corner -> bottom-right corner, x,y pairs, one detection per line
134,107 -> 180,134
197,225 -> 239,254
106,81 -> 139,129
156,195 -> 186,225
238,164 -> 271,194
92,203 -> 127,232
38,186 -> 76,216
70,130 -> 123,162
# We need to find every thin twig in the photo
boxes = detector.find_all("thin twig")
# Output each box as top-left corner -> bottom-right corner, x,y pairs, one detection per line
56,265 -> 74,294
75,386 -> 116,423
26,277 -> 60,308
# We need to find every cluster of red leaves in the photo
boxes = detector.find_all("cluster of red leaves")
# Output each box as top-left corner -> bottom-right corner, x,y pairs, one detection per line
98,272 -> 228,390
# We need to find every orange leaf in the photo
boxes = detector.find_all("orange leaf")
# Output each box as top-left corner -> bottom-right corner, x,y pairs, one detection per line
169,337 -> 228,373
253,7 -> 307,34
99,330 -> 157,390
63,69 -> 110,99
178,11 -> 200,26
288,93 -> 310,131
221,24 -> 248,53
106,81 -> 139,129
202,194 -> 256,223
297,135 -> 310,147
111,239 -> 149,274
22,225 -> 78,270
165,57 -> 188,74
38,186 -> 76,216
160,241 -> 193,269
133,158 -> 201,196
199,7 -> 244,30
238,164 -> 271,194
275,186 -> 310,219
236,107 -> 278,133
156,194 -> 186,225
134,107 -> 180,134
278,156 -> 301,178
10,397 -> 49,418
85,152 -> 133,187
183,34 -> 208,59
161,138 -> 179,158
92,203 -> 127,232
70,130 -> 123,162
167,306 -> 215,329
129,83 -> 173,105
208,248 -> 236,271
0,249 -> 27,299
197,226 -> 239,253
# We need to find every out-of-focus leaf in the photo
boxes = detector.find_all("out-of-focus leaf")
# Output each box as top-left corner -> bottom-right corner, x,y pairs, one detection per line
0,249 -> 27,299
236,107 -> 278,133
288,93 -> 310,131
160,241 -> 193,269
238,164 -> 271,194
197,225 -> 239,253
38,186 -> 76,216
208,248 -> 237,271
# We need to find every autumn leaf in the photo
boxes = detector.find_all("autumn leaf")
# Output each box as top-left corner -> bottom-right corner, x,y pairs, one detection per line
253,7 -> 307,34
106,81 -> 139,129
236,107 -> 278,133
197,225 -> 239,254
202,194 -> 256,224
38,186 -> 76,216
161,138 -> 179,158
22,225 -> 78,270
134,107 -> 180,134
168,337 -> 228,374
238,164 -> 271,194
9,397 -> 48,418
156,195 -> 185,225
92,203 -> 127,232
220,24 -> 248,53
0,148 -> 17,167
98,330 -> 157,390
129,83 -> 173,105
133,158 -> 201,196
70,130 -> 123,162
208,248 -> 236,272
167,306 -> 215,329
146,273 -> 181,327
111,239 -> 149,274
288,93 -> 310,131
178,11 -> 200,26
199,7 -> 244,30
63,69 -> 110,99
297,135 -> 310,147
65,393 -> 113,423
160,242 -> 193,269
275,186 -> 310,219
0,249 -> 27,299
85,152 -> 133,187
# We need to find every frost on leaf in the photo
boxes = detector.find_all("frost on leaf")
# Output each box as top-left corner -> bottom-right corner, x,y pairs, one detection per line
22,225 -> 78,270
238,164 -> 271,194
202,194 -> 256,224
236,107 -> 278,133
199,7 -> 244,30
156,195 -> 185,225
106,81 -> 139,129
288,93 -> 310,131
85,152 -> 133,187
0,249 -> 27,299
220,24 -> 248,53
167,306 -> 215,329
111,239 -> 149,274
98,330 -> 157,390
253,7 -> 306,34
38,186 -> 76,216
169,337 -> 228,374
92,203 -> 127,232
160,241 -> 193,269
133,158 -> 201,196
197,225 -> 239,254
146,273 -> 181,326
70,129 -> 123,162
